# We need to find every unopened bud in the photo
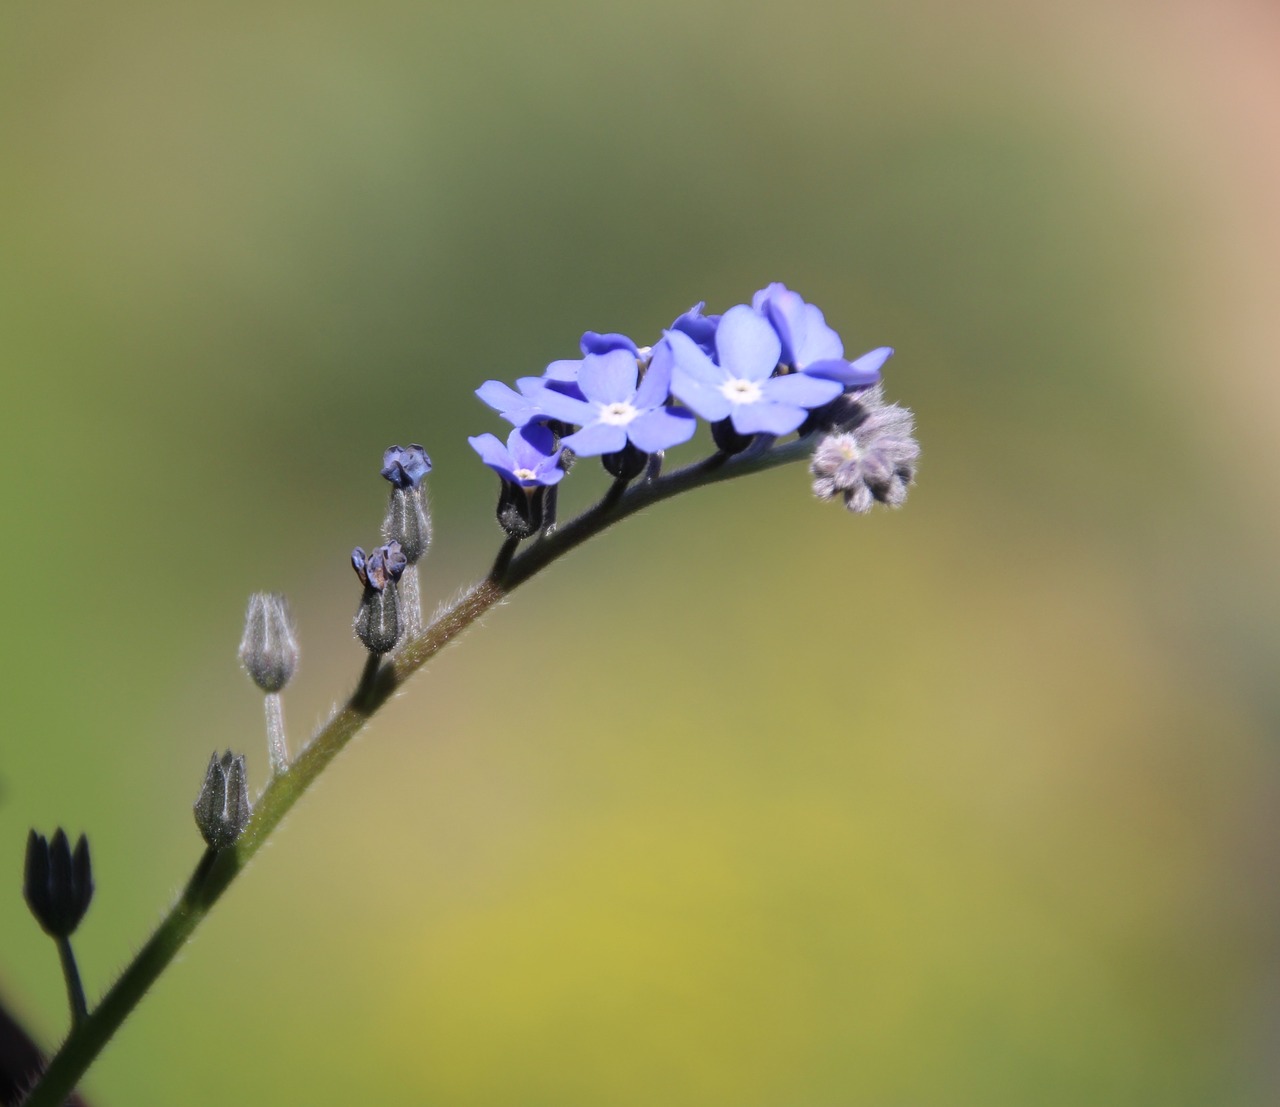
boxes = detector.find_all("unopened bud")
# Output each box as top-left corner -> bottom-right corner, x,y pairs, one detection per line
383,487 -> 431,563
496,482 -> 548,539
24,829 -> 94,938
352,542 -> 407,654
238,593 -> 299,693
194,751 -> 252,849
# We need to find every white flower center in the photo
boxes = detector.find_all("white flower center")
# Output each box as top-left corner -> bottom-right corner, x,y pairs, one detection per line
720,377 -> 762,405
513,467 -> 538,481
598,400 -> 639,426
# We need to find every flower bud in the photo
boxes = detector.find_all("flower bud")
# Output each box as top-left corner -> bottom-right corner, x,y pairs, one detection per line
194,751 -> 252,850
496,482 -> 548,539
601,441 -> 647,482
24,829 -> 94,938
383,487 -> 431,563
238,593 -> 299,693
380,445 -> 433,564
810,390 -> 919,514
352,542 -> 407,654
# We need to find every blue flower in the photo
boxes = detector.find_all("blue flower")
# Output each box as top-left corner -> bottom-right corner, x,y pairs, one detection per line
527,344 -> 695,456
668,305 -> 843,436
380,444 -> 432,489
468,424 -> 565,487
752,283 -> 893,388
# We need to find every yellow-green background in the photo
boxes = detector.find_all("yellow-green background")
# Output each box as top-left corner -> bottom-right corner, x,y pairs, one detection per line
3,1 -> 1279,1104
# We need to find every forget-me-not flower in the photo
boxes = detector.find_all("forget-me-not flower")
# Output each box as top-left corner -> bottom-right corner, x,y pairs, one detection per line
529,344 -> 695,456
468,424 -> 565,487
752,283 -> 893,388
668,305 -> 843,436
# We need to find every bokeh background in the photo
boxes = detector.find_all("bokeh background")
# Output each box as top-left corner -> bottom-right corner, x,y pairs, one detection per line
3,0 -> 1280,1103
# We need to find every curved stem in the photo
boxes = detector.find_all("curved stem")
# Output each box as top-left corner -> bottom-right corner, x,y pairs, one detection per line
54,938 -> 88,1030
20,434 -> 816,1107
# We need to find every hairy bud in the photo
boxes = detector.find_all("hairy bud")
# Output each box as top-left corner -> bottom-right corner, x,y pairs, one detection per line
194,751 -> 252,850
239,593 -> 299,693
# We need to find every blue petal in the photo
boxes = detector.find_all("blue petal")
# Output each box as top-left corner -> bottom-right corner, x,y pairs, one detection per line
714,306 -> 782,382
530,385 -> 595,426
762,372 -> 843,409
633,339 -> 673,410
670,303 -> 719,353
543,358 -> 582,383
792,303 -> 843,366
580,331 -> 639,357
669,334 -> 732,421
511,423 -> 557,462
561,421 -> 629,457
847,346 -> 894,384
804,346 -> 892,386
469,436 -> 518,482
731,400 -> 807,436
477,381 -> 537,425
627,407 -> 697,453
577,349 -> 638,405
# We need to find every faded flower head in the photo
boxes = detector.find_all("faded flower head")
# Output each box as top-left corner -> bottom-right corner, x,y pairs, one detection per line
352,542 -> 408,593
24,829 -> 94,938
810,388 -> 919,513
239,593 -> 299,693
380,445 -> 432,490
193,752 -> 252,850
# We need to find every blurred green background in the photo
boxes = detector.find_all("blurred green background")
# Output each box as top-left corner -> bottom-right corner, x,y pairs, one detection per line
3,1 -> 1279,1103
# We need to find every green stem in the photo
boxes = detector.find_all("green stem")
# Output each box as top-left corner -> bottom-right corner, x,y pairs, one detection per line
20,433 -> 817,1107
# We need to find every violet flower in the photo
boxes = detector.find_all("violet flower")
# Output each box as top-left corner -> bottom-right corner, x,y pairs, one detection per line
468,424 -> 565,487
667,305 -> 843,436
752,282 -> 893,388
528,344 -> 695,456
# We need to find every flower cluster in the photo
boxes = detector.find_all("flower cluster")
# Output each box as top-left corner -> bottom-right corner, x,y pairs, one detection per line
469,283 -> 910,531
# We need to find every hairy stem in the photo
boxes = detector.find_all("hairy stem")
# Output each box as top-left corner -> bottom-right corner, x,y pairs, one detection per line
264,693 -> 288,776
20,433 -> 816,1107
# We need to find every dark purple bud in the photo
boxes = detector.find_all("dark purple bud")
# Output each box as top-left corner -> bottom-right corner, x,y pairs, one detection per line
238,593 -> 299,693
710,418 -> 756,457
24,829 -> 94,938
193,751 -> 252,850
352,542 -> 407,593
380,444 -> 432,490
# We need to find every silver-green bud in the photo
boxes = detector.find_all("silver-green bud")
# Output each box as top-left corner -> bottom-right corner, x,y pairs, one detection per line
238,593 -> 299,693
193,751 -> 252,850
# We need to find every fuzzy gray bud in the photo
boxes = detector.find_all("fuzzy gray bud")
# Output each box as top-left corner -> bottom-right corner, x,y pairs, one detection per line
354,582 -> 402,654
194,751 -> 252,850
239,593 -> 299,693
810,389 -> 919,514
24,829 -> 94,938
382,487 -> 432,563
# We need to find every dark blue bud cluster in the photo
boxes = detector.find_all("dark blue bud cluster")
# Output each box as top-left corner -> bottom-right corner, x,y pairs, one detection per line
380,444 -> 432,490
24,830 -> 93,939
